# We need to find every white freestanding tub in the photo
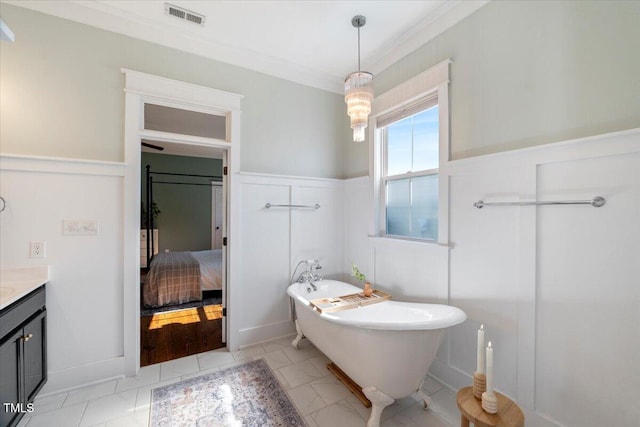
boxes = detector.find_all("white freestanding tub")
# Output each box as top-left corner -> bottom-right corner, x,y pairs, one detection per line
287,280 -> 466,427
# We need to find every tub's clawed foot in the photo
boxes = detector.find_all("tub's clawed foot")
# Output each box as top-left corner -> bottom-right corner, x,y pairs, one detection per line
413,385 -> 432,410
421,395 -> 432,410
291,320 -> 304,348
363,386 -> 394,427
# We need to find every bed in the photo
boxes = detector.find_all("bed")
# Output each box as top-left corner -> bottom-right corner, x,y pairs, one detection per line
143,249 -> 222,308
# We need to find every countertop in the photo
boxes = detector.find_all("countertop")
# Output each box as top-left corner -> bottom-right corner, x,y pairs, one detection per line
0,266 -> 49,311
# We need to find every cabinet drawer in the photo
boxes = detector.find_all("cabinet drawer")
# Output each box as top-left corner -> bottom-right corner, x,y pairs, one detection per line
0,286 -> 46,338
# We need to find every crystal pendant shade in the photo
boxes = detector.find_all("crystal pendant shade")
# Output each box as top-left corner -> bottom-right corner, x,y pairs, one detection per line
344,15 -> 373,143
345,71 -> 374,142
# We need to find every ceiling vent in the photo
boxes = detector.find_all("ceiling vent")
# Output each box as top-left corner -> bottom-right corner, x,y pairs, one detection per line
164,3 -> 206,26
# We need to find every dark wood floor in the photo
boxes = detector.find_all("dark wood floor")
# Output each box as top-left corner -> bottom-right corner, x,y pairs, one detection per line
140,304 -> 225,367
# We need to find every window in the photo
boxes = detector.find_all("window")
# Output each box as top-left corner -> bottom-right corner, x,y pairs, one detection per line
144,103 -> 227,140
381,101 -> 439,240
371,60 -> 449,243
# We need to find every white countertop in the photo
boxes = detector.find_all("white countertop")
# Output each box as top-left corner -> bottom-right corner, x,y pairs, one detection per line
0,266 -> 49,310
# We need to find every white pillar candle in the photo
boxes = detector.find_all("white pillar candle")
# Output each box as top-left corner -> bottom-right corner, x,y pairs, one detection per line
477,324 -> 485,373
486,341 -> 494,395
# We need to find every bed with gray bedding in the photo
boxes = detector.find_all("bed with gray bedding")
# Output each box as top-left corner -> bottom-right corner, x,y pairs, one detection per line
143,249 -> 222,308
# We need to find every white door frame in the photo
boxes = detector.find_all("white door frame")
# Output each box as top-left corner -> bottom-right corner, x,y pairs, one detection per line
211,182 -> 223,250
122,69 -> 243,376
211,178 -> 227,343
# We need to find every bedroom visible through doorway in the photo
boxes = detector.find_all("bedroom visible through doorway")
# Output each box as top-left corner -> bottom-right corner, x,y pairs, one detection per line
139,150 -> 226,366
139,104 -> 228,367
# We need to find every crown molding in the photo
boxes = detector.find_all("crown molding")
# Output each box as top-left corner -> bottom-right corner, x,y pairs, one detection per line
367,1 -> 490,76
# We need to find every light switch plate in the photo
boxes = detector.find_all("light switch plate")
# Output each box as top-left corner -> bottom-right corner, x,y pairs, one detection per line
63,219 -> 99,235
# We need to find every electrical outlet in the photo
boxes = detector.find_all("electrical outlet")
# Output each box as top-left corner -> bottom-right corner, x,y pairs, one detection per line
30,241 -> 46,258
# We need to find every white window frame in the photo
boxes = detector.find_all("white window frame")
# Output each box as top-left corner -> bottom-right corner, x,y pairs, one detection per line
369,59 -> 450,245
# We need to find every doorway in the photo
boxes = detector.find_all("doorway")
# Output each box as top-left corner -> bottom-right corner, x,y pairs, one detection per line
122,68 -> 242,376
139,148 -> 226,366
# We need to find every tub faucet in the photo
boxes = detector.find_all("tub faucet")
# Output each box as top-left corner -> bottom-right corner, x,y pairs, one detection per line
296,259 -> 322,292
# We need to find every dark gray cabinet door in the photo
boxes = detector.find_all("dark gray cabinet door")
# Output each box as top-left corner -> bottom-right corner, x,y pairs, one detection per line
0,285 -> 47,427
0,329 -> 22,427
23,311 -> 46,403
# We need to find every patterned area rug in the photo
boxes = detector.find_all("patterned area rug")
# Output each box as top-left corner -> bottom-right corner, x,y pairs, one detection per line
150,358 -> 307,426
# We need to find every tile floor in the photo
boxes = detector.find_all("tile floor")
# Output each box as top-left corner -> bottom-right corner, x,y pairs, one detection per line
17,336 -> 460,427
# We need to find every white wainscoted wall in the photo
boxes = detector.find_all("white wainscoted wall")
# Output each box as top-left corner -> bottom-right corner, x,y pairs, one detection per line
343,129 -> 640,427
0,158 -> 345,393
0,154 -> 126,393
234,173 -> 343,348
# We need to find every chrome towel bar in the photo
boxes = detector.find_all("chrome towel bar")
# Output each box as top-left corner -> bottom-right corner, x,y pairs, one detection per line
265,203 -> 320,210
474,196 -> 606,209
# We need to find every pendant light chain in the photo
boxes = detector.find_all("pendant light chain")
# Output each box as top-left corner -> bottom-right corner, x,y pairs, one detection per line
358,24 -> 361,73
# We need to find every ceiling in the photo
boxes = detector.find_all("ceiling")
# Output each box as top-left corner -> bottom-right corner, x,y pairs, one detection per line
8,0 -> 488,93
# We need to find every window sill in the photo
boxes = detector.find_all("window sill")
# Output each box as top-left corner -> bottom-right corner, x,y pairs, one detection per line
367,234 -> 452,251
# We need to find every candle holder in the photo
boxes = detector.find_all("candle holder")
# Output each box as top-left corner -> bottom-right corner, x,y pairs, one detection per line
472,371 -> 486,399
481,391 -> 498,414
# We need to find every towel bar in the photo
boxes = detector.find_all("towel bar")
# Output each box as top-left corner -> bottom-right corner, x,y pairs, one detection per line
474,196 -> 605,209
265,203 -> 320,210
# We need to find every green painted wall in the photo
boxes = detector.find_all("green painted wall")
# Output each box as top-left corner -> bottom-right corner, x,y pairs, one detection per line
2,2 -> 637,180
346,0 -> 640,177
141,153 -> 222,252
0,4 -> 351,178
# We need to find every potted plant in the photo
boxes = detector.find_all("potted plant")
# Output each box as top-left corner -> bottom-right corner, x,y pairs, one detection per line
352,263 -> 373,297
141,201 -> 161,229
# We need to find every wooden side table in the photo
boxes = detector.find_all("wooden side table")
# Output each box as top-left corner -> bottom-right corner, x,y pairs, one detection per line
456,386 -> 524,427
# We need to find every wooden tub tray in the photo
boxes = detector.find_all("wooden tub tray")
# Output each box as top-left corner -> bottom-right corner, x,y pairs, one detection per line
309,290 -> 391,313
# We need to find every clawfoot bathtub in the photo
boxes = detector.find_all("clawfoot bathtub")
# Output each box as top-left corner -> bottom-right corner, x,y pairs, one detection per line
287,280 -> 466,427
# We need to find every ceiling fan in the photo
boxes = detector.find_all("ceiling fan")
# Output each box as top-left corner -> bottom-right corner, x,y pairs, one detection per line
141,141 -> 164,151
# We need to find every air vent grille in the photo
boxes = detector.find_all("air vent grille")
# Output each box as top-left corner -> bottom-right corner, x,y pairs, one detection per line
164,3 -> 205,26
185,13 -> 203,25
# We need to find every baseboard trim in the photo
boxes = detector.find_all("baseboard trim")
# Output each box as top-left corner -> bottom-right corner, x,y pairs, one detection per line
237,320 -> 295,349
429,358 -> 471,392
40,357 -> 124,396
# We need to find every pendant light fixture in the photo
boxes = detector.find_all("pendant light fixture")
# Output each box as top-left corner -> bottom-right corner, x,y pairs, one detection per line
344,15 -> 373,142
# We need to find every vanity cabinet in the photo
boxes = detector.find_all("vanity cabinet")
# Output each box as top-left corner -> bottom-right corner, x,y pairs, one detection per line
0,285 -> 47,427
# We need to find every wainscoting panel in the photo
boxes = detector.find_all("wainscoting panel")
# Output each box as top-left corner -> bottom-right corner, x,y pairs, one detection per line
291,184 -> 343,277
0,155 -> 126,394
342,177 -> 374,281
236,174 -> 343,348
535,152 -> 640,426
447,165 -> 525,398
237,182 -> 291,342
